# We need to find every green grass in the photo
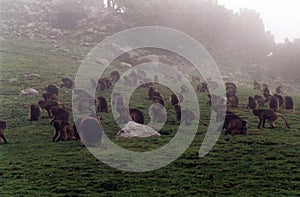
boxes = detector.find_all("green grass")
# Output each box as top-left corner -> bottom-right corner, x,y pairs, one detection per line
0,37 -> 300,196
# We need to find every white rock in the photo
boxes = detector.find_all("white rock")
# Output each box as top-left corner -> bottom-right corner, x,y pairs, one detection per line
20,87 -> 39,96
119,62 -> 132,68
116,121 -> 161,139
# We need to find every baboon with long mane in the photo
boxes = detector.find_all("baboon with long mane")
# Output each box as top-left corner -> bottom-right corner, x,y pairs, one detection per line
45,84 -> 59,96
252,109 -> 291,129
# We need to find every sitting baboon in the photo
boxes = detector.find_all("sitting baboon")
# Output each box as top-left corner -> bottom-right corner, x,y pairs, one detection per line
181,109 -> 197,126
153,96 -> 165,106
29,104 -> 42,121
52,120 -> 74,142
150,103 -> 167,123
38,99 -> 61,118
42,92 -> 58,101
147,86 -> 156,100
227,95 -> 239,108
252,109 -> 291,129
180,84 -> 189,94
274,94 -> 284,107
154,75 -> 159,83
117,107 -> 145,124
197,82 -> 208,93
111,71 -> 120,82
170,94 -> 179,106
60,77 -> 74,89
45,84 -> 59,96
173,104 -> 181,122
78,117 -> 103,147
226,87 -> 236,97
222,111 -> 247,135
152,91 -> 164,100
284,96 -> 294,110
247,96 -> 258,110
50,107 -> 70,125
253,80 -> 261,90
97,79 -> 107,91
254,95 -> 265,107
276,86 -> 283,94
97,96 -> 109,113
0,119 -> 7,144
102,77 -> 112,89
269,96 -> 279,112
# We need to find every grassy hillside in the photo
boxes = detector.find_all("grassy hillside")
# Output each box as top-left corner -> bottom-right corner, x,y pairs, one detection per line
0,38 -> 299,196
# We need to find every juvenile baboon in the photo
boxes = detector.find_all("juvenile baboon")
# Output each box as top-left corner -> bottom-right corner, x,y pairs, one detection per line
110,71 -> 120,82
97,96 -> 109,113
274,94 -> 284,107
180,85 -> 189,94
147,86 -> 156,100
42,92 -> 58,101
252,109 -> 291,129
50,107 -> 70,125
60,77 -> 74,89
173,104 -> 181,122
170,94 -> 179,106
117,107 -> 145,124
45,84 -> 59,95
29,104 -> 42,121
227,95 -> 239,108
154,75 -> 159,83
253,80 -> 261,90
269,96 -> 279,112
254,95 -> 265,107
52,121 -> 74,142
222,111 -> 247,135
153,96 -> 165,106
247,96 -> 258,110
78,117 -> 103,147
181,109 -> 197,125
38,99 -> 61,118
276,86 -> 283,94
284,96 -> 294,110
150,103 -> 167,123
197,82 -> 208,93
0,119 -> 7,144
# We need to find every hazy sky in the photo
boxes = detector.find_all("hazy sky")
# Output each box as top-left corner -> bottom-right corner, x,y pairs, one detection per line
218,0 -> 300,43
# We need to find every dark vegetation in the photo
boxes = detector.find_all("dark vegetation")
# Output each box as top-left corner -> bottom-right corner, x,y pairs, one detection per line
0,0 -> 300,196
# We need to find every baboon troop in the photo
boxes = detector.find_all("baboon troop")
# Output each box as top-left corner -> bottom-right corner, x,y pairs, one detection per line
252,109 -> 291,129
0,119 -> 7,144
29,104 -> 42,121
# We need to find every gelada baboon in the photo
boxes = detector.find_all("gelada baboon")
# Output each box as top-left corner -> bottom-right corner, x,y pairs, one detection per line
197,82 -> 208,93
181,109 -> 197,126
221,111 -> 247,135
274,94 -> 284,107
78,117 -> 103,147
50,107 -> 70,125
29,104 -> 42,121
45,84 -> 59,95
180,84 -> 189,94
225,82 -> 237,91
247,96 -> 258,110
110,71 -> 120,82
117,107 -> 145,124
38,99 -> 61,118
269,96 -> 279,112
97,96 -> 109,113
227,95 -> 239,108
153,96 -> 165,107
147,86 -> 156,100
284,96 -> 294,110
252,109 -> 291,129
150,103 -> 167,123
60,77 -> 74,89
207,94 -> 225,106
254,95 -> 265,107
170,94 -> 179,106
173,104 -> 181,122
97,79 -> 107,91
276,86 -> 283,94
0,119 -> 7,144
262,84 -> 271,100
52,120 -> 74,142
226,87 -> 236,97
253,80 -> 261,90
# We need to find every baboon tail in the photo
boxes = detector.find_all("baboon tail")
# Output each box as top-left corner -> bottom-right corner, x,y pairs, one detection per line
277,114 -> 291,129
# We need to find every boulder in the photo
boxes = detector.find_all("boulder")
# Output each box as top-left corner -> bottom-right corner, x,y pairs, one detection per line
116,121 -> 160,139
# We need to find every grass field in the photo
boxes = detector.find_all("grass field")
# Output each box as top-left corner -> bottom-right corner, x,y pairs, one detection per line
0,37 -> 300,196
